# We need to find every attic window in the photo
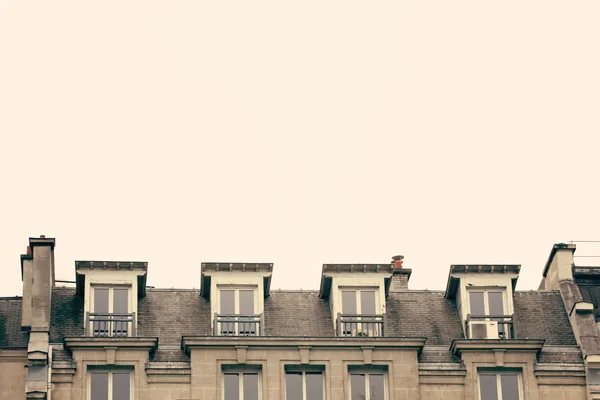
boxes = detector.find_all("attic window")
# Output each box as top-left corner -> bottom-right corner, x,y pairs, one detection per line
467,289 -> 513,339
214,287 -> 262,336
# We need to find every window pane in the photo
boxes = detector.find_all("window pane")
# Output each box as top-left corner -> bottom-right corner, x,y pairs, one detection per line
350,374 -> 365,400
369,374 -> 385,400
285,372 -> 303,400
239,290 -> 255,315
488,292 -> 504,316
479,374 -> 499,400
112,289 -> 130,336
220,290 -> 235,314
469,292 -> 485,316
224,373 -> 239,400
94,288 -> 109,313
306,373 -> 323,400
243,373 -> 259,400
90,373 -> 109,400
500,374 -> 519,400
360,291 -> 376,315
342,291 -> 357,314
113,289 -> 129,313
112,373 -> 130,400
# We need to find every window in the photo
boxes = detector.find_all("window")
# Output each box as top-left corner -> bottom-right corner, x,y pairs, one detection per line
468,290 -> 511,339
342,290 -> 377,315
349,371 -> 386,400
478,372 -> 520,400
223,371 -> 260,400
90,371 -> 131,400
218,288 -> 258,336
90,287 -> 131,337
469,291 -> 505,317
285,369 -> 324,400
339,289 -> 382,337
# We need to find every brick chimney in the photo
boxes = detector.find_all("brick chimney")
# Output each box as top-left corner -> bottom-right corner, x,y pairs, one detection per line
390,255 -> 412,291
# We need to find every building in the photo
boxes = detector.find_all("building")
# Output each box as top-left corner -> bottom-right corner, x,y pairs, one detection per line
0,237 -> 599,399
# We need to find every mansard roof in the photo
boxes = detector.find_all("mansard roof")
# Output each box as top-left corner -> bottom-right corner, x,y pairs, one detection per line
0,285 -> 578,364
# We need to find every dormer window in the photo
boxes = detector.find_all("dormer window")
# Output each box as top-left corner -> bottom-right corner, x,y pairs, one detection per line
445,264 -> 519,340
200,262 -> 273,337
319,263 -> 395,338
75,260 -> 148,338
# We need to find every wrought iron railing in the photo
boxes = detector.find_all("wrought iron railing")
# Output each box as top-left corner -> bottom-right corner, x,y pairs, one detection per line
85,312 -> 136,337
336,314 -> 384,337
214,314 -> 263,336
466,314 -> 514,339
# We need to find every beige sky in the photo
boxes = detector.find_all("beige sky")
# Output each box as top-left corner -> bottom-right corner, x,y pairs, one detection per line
1,1 -> 599,297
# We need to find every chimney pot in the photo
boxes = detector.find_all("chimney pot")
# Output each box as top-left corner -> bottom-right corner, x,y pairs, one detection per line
27,246 -> 32,255
392,255 -> 404,269
40,235 -> 45,238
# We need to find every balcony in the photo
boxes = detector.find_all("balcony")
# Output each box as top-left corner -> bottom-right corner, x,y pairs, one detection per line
336,314 -> 384,337
466,314 -> 514,339
85,312 -> 136,337
213,314 -> 264,336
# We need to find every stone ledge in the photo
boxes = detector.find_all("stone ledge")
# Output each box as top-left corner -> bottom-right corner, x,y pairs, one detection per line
450,339 -> 545,358
181,336 -> 426,355
63,337 -> 158,352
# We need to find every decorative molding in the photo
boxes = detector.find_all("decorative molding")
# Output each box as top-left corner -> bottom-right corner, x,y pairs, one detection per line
236,346 -> 248,364
362,347 -> 373,365
105,347 -> 117,365
145,362 -> 191,384
450,339 -> 544,358
64,337 -> 158,353
182,336 -> 426,355
0,348 -> 28,362
494,349 -> 506,367
418,363 -> 467,386
298,346 -> 311,365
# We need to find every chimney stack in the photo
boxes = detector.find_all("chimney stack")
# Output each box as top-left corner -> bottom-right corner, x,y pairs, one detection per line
390,255 -> 412,291
23,236 -> 55,399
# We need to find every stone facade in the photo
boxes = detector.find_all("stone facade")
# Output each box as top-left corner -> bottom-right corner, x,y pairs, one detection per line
0,237 -> 597,400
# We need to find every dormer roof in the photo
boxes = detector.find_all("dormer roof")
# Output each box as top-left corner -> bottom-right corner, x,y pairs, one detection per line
75,260 -> 148,297
200,262 -> 273,299
318,263 -> 395,299
445,264 -> 520,299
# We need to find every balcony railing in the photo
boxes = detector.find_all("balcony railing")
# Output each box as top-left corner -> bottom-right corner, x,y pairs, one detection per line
85,312 -> 136,337
336,313 -> 384,337
466,314 -> 514,339
213,314 -> 264,336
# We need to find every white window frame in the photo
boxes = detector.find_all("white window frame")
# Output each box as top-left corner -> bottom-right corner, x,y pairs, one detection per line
284,368 -> 325,400
478,371 -> 522,400
340,288 -> 379,315
222,370 -> 262,400
217,286 -> 258,315
91,285 -> 132,314
348,370 -> 388,400
88,370 -> 133,400
90,285 -> 133,337
467,288 -> 508,317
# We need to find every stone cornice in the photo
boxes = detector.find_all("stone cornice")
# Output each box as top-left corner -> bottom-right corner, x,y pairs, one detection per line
63,337 -> 158,352
0,348 -> 27,362
181,336 -> 426,355
450,339 -> 545,357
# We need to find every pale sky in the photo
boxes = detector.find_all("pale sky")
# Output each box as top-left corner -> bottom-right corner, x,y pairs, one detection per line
1,1 -> 599,297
